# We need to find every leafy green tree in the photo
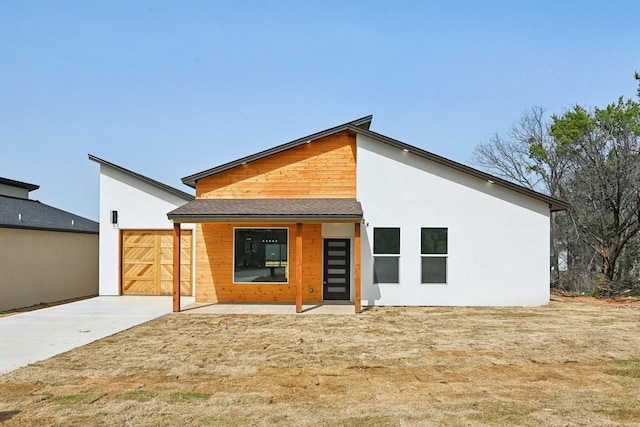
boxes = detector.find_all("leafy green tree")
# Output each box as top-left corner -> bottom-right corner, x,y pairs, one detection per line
552,98 -> 640,283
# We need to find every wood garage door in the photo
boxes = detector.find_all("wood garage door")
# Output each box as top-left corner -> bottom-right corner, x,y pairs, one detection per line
122,230 -> 192,296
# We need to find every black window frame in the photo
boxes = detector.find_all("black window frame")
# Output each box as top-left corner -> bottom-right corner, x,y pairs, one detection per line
373,227 -> 400,284
233,227 -> 289,284
421,227 -> 448,284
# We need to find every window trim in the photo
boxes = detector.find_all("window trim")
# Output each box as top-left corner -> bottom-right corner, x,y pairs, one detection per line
232,227 -> 289,285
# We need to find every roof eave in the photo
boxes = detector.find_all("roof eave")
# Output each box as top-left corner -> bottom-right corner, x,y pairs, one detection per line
168,214 -> 363,223
181,115 -> 373,188
352,126 -> 569,212
89,154 -> 195,201
0,223 -> 99,234
0,177 -> 39,192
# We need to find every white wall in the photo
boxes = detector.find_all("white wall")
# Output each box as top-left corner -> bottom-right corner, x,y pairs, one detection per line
98,165 -> 194,295
357,134 -> 551,307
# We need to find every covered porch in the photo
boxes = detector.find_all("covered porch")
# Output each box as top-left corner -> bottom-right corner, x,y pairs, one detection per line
167,198 -> 363,314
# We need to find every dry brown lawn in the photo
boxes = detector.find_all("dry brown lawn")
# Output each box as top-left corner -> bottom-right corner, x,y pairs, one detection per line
1,298 -> 639,426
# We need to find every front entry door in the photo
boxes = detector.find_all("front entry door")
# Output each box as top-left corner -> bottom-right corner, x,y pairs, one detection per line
323,239 -> 351,300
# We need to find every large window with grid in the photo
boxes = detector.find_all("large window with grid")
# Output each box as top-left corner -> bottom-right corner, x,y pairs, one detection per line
421,228 -> 447,284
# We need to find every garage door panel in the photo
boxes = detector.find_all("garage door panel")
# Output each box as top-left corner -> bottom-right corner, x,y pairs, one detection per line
123,247 -> 155,261
122,230 -> 193,296
159,280 -> 192,295
123,263 -> 154,279
123,279 -> 156,294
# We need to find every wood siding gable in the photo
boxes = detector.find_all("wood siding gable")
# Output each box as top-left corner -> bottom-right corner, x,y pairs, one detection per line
196,131 -> 356,199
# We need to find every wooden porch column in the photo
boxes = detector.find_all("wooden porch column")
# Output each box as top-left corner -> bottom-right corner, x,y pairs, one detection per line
354,222 -> 362,313
173,222 -> 181,312
295,223 -> 303,313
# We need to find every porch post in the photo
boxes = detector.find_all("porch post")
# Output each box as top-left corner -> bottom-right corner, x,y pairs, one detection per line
296,223 -> 303,313
173,222 -> 181,312
355,222 -> 362,313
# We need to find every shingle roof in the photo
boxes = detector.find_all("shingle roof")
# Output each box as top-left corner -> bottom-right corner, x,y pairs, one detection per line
180,115 -> 568,212
168,198 -> 363,222
0,195 -> 99,233
89,154 -> 194,201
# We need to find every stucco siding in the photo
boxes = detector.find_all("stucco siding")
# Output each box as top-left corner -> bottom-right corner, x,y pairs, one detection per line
98,165 -> 194,295
357,134 -> 551,307
0,228 -> 98,311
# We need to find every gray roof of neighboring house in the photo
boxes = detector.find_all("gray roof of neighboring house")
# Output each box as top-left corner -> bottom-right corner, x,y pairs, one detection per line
88,154 -> 195,201
180,115 -> 568,212
168,198 -> 363,222
0,195 -> 98,233
0,177 -> 40,192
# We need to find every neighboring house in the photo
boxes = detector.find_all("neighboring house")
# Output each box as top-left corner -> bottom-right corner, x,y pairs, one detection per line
165,116 -> 567,312
88,155 -> 195,297
0,177 -> 98,312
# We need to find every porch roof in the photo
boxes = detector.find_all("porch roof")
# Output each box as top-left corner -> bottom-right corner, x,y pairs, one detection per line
168,198 -> 363,223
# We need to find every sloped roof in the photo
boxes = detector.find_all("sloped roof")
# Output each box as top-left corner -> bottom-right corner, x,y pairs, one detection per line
181,115 -> 373,188
0,177 -> 39,192
89,154 -> 194,201
168,198 -> 363,222
181,116 -> 568,212
0,195 -> 98,233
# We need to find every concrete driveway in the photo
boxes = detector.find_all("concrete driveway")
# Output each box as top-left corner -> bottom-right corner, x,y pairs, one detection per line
0,296 -> 193,374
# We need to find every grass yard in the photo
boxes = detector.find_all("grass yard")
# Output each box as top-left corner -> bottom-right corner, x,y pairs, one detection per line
0,298 -> 639,426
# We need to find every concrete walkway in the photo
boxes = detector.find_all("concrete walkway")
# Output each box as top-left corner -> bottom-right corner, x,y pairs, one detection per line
0,296 -> 356,375
0,296 -> 193,374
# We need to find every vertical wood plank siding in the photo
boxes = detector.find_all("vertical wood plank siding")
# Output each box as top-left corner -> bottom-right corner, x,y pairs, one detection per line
196,131 -> 356,199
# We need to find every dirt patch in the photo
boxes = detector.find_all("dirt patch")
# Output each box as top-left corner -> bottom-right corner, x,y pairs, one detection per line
551,291 -> 640,310
1,300 -> 639,426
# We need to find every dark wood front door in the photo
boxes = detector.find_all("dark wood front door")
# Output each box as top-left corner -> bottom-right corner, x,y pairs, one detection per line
323,239 -> 351,300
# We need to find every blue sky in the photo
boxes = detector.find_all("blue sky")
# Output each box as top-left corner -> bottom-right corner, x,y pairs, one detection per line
1,1 -> 638,221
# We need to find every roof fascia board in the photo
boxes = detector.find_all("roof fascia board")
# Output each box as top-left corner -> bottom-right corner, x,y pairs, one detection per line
169,215 -> 362,223
351,126 -> 569,212
0,224 -> 99,234
88,154 -> 194,201
181,115 -> 373,188
0,177 -> 39,191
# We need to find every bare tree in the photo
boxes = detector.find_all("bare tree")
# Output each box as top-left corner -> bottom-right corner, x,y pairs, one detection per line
473,107 -> 573,282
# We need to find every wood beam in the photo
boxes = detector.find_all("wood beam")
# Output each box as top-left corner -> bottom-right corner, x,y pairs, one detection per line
296,223 -> 303,313
355,222 -> 362,313
173,222 -> 181,312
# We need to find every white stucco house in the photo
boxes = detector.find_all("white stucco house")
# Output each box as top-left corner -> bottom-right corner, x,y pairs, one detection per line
91,116 -> 566,310
88,155 -> 195,297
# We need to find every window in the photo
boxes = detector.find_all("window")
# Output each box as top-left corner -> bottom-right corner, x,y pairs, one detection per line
373,227 -> 400,283
421,228 -> 447,284
234,228 -> 288,283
